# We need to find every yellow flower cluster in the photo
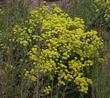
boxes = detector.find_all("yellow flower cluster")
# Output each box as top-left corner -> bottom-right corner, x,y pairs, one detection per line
13,4 -> 104,94
43,85 -> 52,95
74,75 -> 92,93
25,70 -> 37,82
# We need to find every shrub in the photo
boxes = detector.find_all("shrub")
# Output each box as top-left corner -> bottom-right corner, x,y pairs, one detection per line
12,4 -> 105,97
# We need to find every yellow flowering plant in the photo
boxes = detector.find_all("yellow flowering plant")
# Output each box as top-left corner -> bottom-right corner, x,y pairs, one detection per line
13,4 -> 105,97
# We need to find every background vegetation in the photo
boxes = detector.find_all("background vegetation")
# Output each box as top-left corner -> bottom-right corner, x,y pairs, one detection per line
0,0 -> 110,98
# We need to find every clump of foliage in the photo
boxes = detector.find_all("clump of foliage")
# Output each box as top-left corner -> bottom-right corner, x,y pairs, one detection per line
12,4 -> 105,97
67,0 -> 96,26
94,0 -> 110,21
66,0 -> 110,32
94,0 -> 110,31
0,1 -> 32,98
